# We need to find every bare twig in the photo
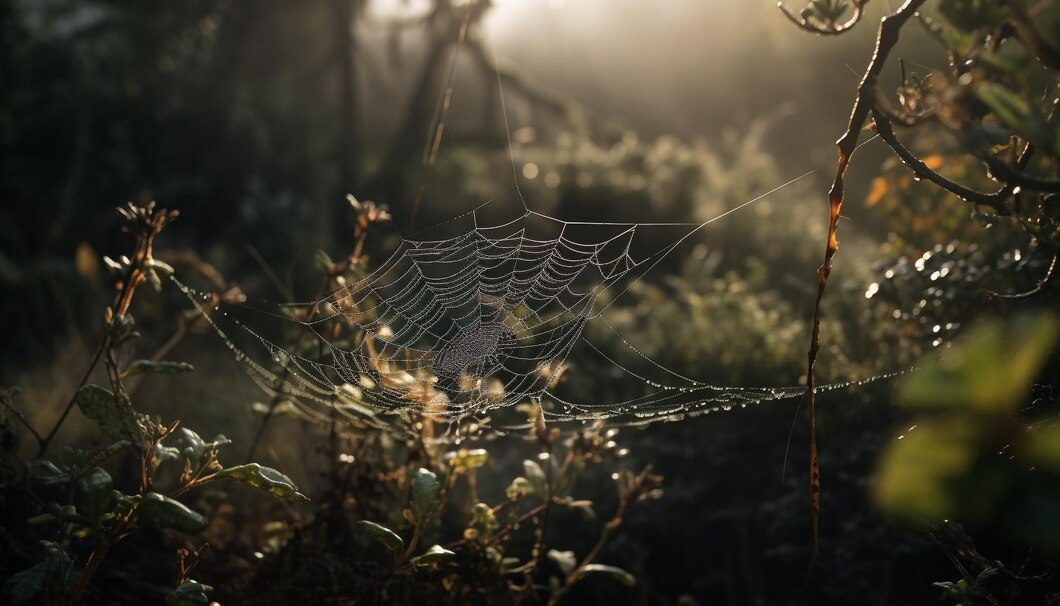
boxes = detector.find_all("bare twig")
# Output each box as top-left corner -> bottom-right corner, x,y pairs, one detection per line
870,111 -> 1012,213
980,153 -> 1060,194
39,203 -> 178,458
36,342 -> 104,458
1006,0 -> 1060,70
0,388 -> 44,447
987,253 -> 1057,299
800,0 -> 926,556
407,1 -> 474,233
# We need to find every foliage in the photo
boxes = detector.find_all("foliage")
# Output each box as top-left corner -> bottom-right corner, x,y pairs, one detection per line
1,1 -> 1059,604
875,313 -> 1059,532
0,200 -> 668,606
1,204 -> 306,605
874,312 -> 1060,605
779,0 -> 1060,602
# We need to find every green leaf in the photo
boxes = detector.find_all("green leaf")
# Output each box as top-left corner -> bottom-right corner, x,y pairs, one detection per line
873,420 -> 982,522
407,467 -> 440,525
217,463 -> 309,502
976,82 -> 1032,134
206,434 -> 232,448
979,46 -> 1034,75
6,548 -> 79,605
124,360 -> 194,377
410,544 -> 455,566
251,400 -> 300,417
165,581 -> 213,606
938,0 -> 1008,32
314,249 -> 334,273
471,502 -> 499,538
898,315 -> 1058,414
155,445 -> 182,465
29,505 -> 90,527
139,492 -> 208,533
175,427 -> 206,463
74,384 -> 142,444
75,467 -> 116,524
31,460 -> 69,486
446,448 -> 489,471
548,549 -> 577,576
505,477 -> 531,499
106,312 -> 140,342
579,564 -> 636,587
917,13 -> 976,55
147,259 -> 175,278
27,513 -> 60,525
358,520 -> 404,554
523,459 -> 548,496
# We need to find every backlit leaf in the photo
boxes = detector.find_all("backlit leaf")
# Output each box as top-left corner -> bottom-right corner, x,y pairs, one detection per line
217,463 -> 309,502
358,520 -> 404,554
74,384 -> 142,444
410,544 -> 455,566
139,492 -> 208,533
407,467 -> 440,525
580,564 -> 636,587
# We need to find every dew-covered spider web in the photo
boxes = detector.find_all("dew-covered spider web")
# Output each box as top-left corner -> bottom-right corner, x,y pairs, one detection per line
174,171 -> 904,435
172,21 -> 902,436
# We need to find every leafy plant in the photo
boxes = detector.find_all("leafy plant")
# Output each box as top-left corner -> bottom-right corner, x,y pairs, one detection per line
3,204 -> 306,606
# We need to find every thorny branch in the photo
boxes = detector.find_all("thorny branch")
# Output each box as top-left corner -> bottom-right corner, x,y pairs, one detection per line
793,0 -> 927,556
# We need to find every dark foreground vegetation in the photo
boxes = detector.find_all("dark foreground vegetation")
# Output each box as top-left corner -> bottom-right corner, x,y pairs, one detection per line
1,1 -> 1059,604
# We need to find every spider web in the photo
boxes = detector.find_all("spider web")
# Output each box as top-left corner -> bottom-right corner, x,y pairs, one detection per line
175,171 -> 902,434
172,18 -> 899,435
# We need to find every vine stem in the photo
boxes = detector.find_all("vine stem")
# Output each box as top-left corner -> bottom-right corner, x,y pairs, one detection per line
66,539 -> 112,606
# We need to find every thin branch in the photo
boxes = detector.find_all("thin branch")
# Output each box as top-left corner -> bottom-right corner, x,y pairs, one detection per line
987,253 -> 1057,299
0,389 -> 44,447
39,203 -> 177,458
803,0 -> 927,556
980,153 -> 1060,193
870,110 -> 1011,213
407,1 -> 474,233
37,342 -> 105,458
1006,0 -> 1060,70
464,37 -> 572,119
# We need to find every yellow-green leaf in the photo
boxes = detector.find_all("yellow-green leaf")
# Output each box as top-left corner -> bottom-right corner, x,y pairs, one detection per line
410,544 -> 455,566
217,463 -> 309,502
580,564 -> 636,587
